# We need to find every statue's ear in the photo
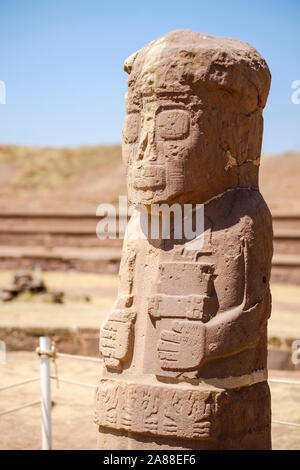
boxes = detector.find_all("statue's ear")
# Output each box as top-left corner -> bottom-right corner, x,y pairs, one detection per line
124,50 -> 139,74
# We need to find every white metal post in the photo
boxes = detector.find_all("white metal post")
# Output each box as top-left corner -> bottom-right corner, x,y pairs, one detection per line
39,336 -> 52,450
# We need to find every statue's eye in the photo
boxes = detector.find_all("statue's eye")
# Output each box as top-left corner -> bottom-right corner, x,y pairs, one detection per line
156,110 -> 190,141
123,113 -> 140,143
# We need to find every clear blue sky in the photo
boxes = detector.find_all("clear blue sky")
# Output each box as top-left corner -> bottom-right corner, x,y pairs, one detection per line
0,0 -> 299,154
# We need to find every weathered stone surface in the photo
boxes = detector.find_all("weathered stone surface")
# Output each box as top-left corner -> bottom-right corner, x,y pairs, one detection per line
96,29 -> 272,449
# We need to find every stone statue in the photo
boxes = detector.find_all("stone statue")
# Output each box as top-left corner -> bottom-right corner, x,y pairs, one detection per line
95,29 -> 273,450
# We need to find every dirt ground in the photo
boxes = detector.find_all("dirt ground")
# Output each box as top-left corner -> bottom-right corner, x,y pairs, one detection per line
0,352 -> 299,450
0,351 -> 98,450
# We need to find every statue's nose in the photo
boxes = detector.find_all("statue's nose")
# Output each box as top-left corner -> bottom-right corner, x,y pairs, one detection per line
137,131 -> 157,162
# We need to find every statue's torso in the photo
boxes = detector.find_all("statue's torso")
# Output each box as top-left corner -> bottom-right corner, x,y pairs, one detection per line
104,187 -> 273,380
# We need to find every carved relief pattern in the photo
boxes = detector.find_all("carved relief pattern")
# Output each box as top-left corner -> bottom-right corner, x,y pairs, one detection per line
163,391 -> 213,437
95,379 -> 221,440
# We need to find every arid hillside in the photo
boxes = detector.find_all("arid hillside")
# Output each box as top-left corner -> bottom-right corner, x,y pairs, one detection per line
0,145 -> 125,213
260,152 -> 300,212
0,145 -> 299,213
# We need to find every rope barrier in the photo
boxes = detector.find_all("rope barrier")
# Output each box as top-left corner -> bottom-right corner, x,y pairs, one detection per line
2,376 -> 299,393
272,419 -> 300,428
50,376 -> 97,389
269,378 -> 300,386
2,375 -> 298,393
0,377 -> 40,391
56,352 -> 103,363
0,400 -> 40,416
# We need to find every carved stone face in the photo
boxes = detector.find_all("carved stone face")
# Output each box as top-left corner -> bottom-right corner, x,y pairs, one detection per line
123,90 -> 202,206
122,30 -> 271,207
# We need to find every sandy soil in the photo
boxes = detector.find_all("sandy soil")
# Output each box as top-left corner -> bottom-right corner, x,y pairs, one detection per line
0,351 -> 98,450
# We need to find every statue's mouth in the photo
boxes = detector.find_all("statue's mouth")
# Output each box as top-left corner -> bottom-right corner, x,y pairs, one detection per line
133,165 -> 166,190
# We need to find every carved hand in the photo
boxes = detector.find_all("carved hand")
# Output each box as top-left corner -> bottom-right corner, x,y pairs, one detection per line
158,320 -> 205,370
100,309 -> 136,370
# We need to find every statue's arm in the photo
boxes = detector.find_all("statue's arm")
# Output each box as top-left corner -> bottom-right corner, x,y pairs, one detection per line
204,214 -> 273,361
204,286 -> 271,361
100,213 -> 138,370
